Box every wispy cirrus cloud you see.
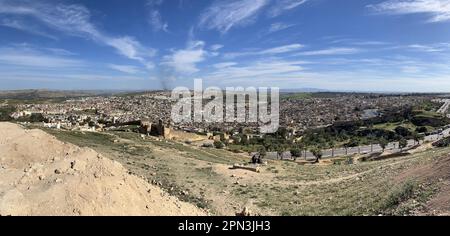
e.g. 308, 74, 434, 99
326, 37, 390, 46
213, 62, 237, 69
108, 64, 141, 74
224, 43, 304, 58
294, 47, 362, 56
210, 44, 224, 51
407, 43, 450, 52
368, 0, 450, 23
0, 0, 155, 67
44, 48, 77, 56
147, 0, 169, 32
148, 10, 169, 32
205, 59, 309, 85
0, 18, 58, 40
199, 0, 270, 34
268, 0, 308, 17
0, 46, 84, 68
267, 22, 295, 33
198, 0, 308, 34
262, 44, 305, 54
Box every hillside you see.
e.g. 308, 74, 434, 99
0, 122, 205, 216
33, 125, 450, 216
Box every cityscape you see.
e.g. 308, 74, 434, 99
1, 0, 450, 224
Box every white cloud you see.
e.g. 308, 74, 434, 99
0, 0, 155, 67
294, 47, 362, 56
148, 10, 169, 32
210, 44, 224, 51
147, 0, 168, 32
213, 62, 237, 69
268, 0, 308, 17
407, 43, 450, 52
0, 18, 57, 40
368, 0, 450, 23
0, 46, 83, 68
224, 43, 304, 58
199, 0, 270, 33
326, 37, 390, 46
261, 44, 304, 54
44, 48, 77, 56
105, 36, 155, 63
161, 40, 207, 74
207, 59, 307, 82
267, 22, 295, 33
108, 64, 141, 74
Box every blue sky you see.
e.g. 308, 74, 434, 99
0, 0, 449, 92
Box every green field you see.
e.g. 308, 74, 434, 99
281, 93, 313, 100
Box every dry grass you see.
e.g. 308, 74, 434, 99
41, 128, 450, 216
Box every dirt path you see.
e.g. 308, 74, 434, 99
292, 154, 428, 186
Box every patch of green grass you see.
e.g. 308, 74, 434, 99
44, 129, 115, 147
281, 93, 312, 100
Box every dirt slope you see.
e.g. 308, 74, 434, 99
398, 154, 450, 216
0, 122, 205, 216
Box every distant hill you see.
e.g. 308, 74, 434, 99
0, 89, 123, 100
280, 88, 328, 93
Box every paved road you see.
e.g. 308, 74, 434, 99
436, 99, 450, 114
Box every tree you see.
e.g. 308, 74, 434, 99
413, 132, 425, 145
0, 106, 16, 121
275, 145, 285, 160
415, 126, 428, 134
346, 139, 359, 154
379, 138, 389, 152
399, 138, 408, 151
290, 148, 302, 161
329, 140, 335, 157
310, 147, 323, 163
395, 126, 411, 138
296, 142, 305, 153
343, 143, 350, 155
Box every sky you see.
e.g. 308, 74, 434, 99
0, 0, 449, 92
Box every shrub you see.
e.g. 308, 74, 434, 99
213, 141, 224, 149
382, 181, 416, 211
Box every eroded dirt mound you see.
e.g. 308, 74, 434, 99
0, 122, 205, 216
